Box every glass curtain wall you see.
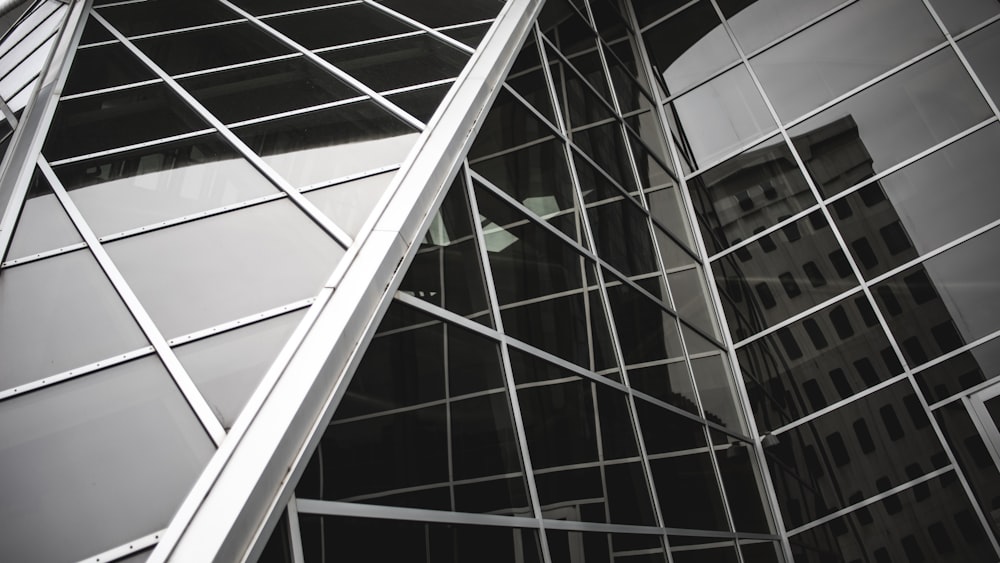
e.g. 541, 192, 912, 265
634, 0, 1000, 561
265, 1, 784, 562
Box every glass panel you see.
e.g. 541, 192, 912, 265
872, 227, 1000, 368
929, 0, 1000, 35
304, 169, 395, 238
670, 64, 776, 170
44, 84, 208, 162
375, 0, 502, 28
651, 451, 731, 530
832, 124, 1000, 279
175, 309, 307, 430
297, 303, 529, 514
106, 199, 344, 338
227, 0, 346, 16
692, 354, 745, 433
789, 48, 991, 198
671, 538, 740, 563
547, 48, 617, 132
712, 212, 855, 340
398, 176, 493, 325
751, 0, 943, 122
299, 515, 544, 562
7, 168, 83, 261
504, 36, 557, 124
468, 87, 557, 161
960, 21, 1000, 104
0, 356, 215, 563
588, 200, 658, 278
511, 350, 658, 526
442, 22, 491, 49
765, 380, 946, 528
571, 122, 639, 195
688, 135, 816, 256
935, 402, 1000, 539
738, 296, 903, 432
234, 99, 419, 188
178, 56, 359, 125
257, 512, 293, 563
715, 440, 774, 533
133, 22, 293, 75
0, 250, 148, 390
97, 0, 237, 36
547, 529, 668, 563
383, 82, 453, 123
718, 0, 844, 54
917, 335, 1000, 403
320, 34, 469, 93
739, 541, 784, 563
477, 185, 616, 373
62, 42, 156, 95
267, 3, 414, 50
538, 0, 597, 58
641, 0, 739, 97
56, 133, 277, 237
668, 268, 718, 337
606, 274, 685, 367
787, 473, 994, 563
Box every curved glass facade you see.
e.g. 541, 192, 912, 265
0, 0, 998, 562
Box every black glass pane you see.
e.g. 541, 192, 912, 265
384, 82, 453, 123
97, 0, 237, 36
548, 529, 667, 563
375, 0, 502, 28
133, 22, 293, 75
651, 452, 730, 530
321, 34, 469, 93
588, 199, 659, 278
917, 336, 1000, 403
961, 21, 1000, 107
935, 402, 1000, 541
62, 42, 156, 95
929, 0, 1000, 35
267, 3, 414, 50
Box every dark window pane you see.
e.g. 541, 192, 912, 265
267, 3, 414, 50
384, 82, 453, 123
375, 0, 502, 28
0, 250, 148, 390
751, 0, 943, 122
790, 48, 991, 198
917, 336, 1000, 402
134, 22, 293, 75
0, 357, 215, 563
107, 200, 344, 338
97, 0, 237, 36
962, 21, 1000, 103
62, 41, 156, 95
234, 99, 419, 187
321, 34, 470, 93
45, 84, 207, 161
929, 0, 1000, 34
651, 453, 730, 530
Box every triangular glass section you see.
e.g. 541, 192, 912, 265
296, 301, 532, 517
398, 173, 494, 327
6, 167, 83, 262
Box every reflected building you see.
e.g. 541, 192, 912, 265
0, 1, 999, 562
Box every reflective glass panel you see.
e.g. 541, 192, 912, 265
670, 64, 776, 170
935, 402, 1000, 541
738, 296, 903, 432
712, 212, 854, 340
98, 0, 237, 36
689, 135, 816, 256
56, 133, 277, 237
765, 381, 946, 528
0, 357, 214, 563
442, 22, 491, 49
62, 42, 156, 95
588, 200, 658, 278
0, 250, 148, 390
787, 474, 994, 563
320, 34, 469, 93
133, 22, 293, 75
375, 0, 502, 28
304, 169, 395, 238
960, 21, 1000, 104
929, 0, 1000, 35
718, 0, 844, 54
872, 227, 1000, 368
384, 82, 453, 123
267, 3, 414, 50
178, 56, 359, 125
299, 515, 544, 562
832, 124, 1000, 279
715, 440, 773, 533
691, 354, 745, 433
651, 452, 730, 530
6, 169, 82, 261
917, 335, 1000, 403
789, 48, 991, 198
751, 0, 943, 122
107, 200, 344, 338
572, 123, 640, 196
641, 0, 739, 97
44, 84, 207, 162
234, 99, 419, 187
175, 309, 307, 429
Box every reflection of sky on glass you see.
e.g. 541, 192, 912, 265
261, 132, 419, 188
923, 228, 1000, 342
725, 0, 843, 54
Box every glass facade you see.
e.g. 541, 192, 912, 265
0, 0, 998, 562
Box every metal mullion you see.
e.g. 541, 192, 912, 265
784, 465, 954, 537
40, 158, 227, 446
464, 163, 553, 563
0, 93, 17, 126
298, 497, 541, 530
920, 1, 1000, 124
92, 10, 356, 249
0, 0, 85, 265
540, 33, 619, 121
0, 344, 155, 402
224, 94, 369, 128
630, 387, 749, 445
953, 12, 1000, 41
636, 0, 698, 34
78, 528, 164, 563
297, 162, 402, 193
285, 497, 305, 563
59, 77, 163, 100
0, 240, 89, 267
330, 387, 504, 426
361, 0, 474, 55
167, 297, 315, 347
333, 470, 524, 505
170, 52, 302, 80
738, 0, 858, 60
379, 77, 455, 97
709, 201, 822, 263
216, 0, 424, 129
308, 29, 426, 56
256, 1, 362, 20
679, 128, 783, 181
123, 18, 243, 41
47, 128, 216, 167
623, 1, 794, 558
